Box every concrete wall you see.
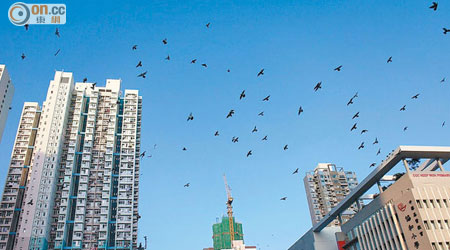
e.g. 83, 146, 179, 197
288, 226, 341, 250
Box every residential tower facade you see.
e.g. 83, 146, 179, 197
304, 163, 360, 226
0, 71, 142, 250
0, 65, 15, 143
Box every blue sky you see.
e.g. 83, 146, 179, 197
0, 0, 449, 249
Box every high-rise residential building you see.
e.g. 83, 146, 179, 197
304, 163, 360, 226
0, 71, 142, 250
0, 102, 40, 250
0, 64, 15, 143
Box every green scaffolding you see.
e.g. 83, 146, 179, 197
212, 216, 244, 250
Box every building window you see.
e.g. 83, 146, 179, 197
431, 243, 437, 250
436, 199, 442, 208
430, 200, 436, 208
423, 200, 429, 208
416, 200, 422, 208
431, 220, 437, 229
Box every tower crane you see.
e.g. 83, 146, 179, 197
223, 174, 235, 242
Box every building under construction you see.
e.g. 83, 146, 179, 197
212, 217, 244, 250
204, 176, 256, 250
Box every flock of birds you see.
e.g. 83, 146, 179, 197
9, 2, 449, 249
15, 0, 448, 217
132, 2, 447, 202
131, 2, 448, 203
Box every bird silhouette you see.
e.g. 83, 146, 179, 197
137, 71, 147, 78
140, 151, 146, 158
182, 147, 187, 151
403, 126, 408, 131
24, 24, 29, 31
165, 55, 170, 61
184, 183, 190, 187
334, 65, 342, 71
83, 78, 87, 83
257, 69, 264, 77
373, 137, 379, 144
187, 113, 194, 121
429, 2, 438, 11
226, 110, 235, 118
351, 123, 357, 131
227, 69, 231, 72
377, 148, 381, 155
247, 150, 252, 157
411, 93, 420, 99
387, 56, 393, 63
162, 38, 168, 44
201, 63, 207, 68
352, 112, 359, 119
262, 95, 270, 101
400, 105, 406, 111
280, 197, 287, 201
347, 98, 354, 106
91, 82, 96, 89
252, 126, 258, 133
441, 77, 446, 83
21, 53, 26, 60
262, 135, 268, 141
136, 61, 142, 67
444, 28, 449, 34
358, 142, 365, 150
292, 168, 299, 174
206, 22, 211, 28
27, 199, 33, 205
240, 90, 246, 100
132, 45, 137, 50
443, 121, 446, 127
258, 111, 264, 116
283, 145, 288, 150
370, 163, 376, 168
191, 59, 197, 64
298, 106, 304, 116
214, 131, 219, 136
55, 28, 60, 37
314, 82, 322, 91
232, 137, 239, 143
54, 49, 61, 56
361, 129, 368, 134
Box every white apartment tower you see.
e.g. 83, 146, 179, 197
0, 65, 15, 143
304, 163, 360, 226
0, 71, 142, 250
0, 102, 40, 249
